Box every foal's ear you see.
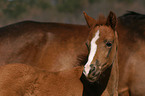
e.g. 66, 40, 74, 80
83, 11, 97, 28
106, 11, 117, 30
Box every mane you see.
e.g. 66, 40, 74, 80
120, 11, 145, 19
118, 11, 145, 41
96, 15, 107, 25
118, 11, 145, 24
89, 15, 107, 31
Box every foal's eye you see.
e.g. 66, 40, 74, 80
106, 42, 112, 48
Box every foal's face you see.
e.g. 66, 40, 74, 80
84, 12, 118, 82
84, 25, 117, 82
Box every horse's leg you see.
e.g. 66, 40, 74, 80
118, 63, 131, 96
101, 89, 109, 96
118, 88, 130, 96
101, 90, 118, 96
113, 91, 119, 96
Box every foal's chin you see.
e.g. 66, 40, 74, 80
86, 72, 101, 82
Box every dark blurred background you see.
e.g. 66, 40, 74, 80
0, 0, 145, 26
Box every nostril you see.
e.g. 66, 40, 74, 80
90, 64, 96, 71
90, 64, 93, 67
87, 70, 101, 82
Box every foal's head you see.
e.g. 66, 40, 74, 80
83, 11, 118, 82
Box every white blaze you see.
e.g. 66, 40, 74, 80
84, 30, 100, 76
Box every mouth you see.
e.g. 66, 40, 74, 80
83, 65, 101, 82
83, 62, 112, 82
87, 70, 101, 82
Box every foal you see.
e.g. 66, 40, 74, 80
0, 64, 84, 96
82, 11, 119, 96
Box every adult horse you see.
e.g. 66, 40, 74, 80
0, 12, 118, 96
117, 11, 145, 96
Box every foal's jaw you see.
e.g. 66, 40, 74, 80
83, 11, 117, 82
83, 30, 100, 79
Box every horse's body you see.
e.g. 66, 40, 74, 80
117, 12, 145, 96
0, 12, 118, 96
0, 64, 84, 96
0, 22, 88, 71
